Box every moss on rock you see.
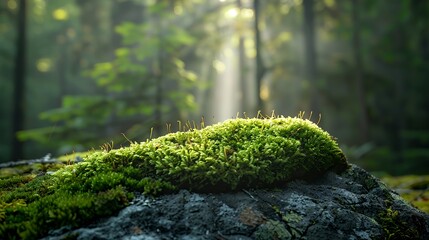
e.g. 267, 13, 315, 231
377, 206, 421, 239
0, 116, 348, 239
253, 220, 292, 240
57, 117, 347, 193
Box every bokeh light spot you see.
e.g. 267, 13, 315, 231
53, 8, 68, 21
37, 58, 52, 72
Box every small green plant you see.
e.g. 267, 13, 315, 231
0, 116, 348, 239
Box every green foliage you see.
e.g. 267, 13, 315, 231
18, 3, 200, 154
0, 116, 347, 239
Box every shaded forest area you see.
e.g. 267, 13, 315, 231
1, 0, 428, 175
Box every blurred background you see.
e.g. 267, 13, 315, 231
1, 0, 428, 175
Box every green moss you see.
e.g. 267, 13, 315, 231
253, 220, 292, 240
1, 186, 130, 239
56, 117, 347, 192
377, 207, 421, 240
0, 116, 348, 239
0, 174, 35, 191
271, 204, 303, 237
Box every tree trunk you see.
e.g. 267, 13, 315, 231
152, 6, 166, 137
254, 0, 265, 113
351, 0, 369, 143
303, 0, 319, 114
155, 24, 164, 137
238, 0, 248, 112
11, 0, 27, 161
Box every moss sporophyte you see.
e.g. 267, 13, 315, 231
0, 116, 348, 239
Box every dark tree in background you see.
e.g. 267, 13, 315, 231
303, 0, 319, 114
154, 12, 165, 137
237, 0, 248, 112
253, 0, 264, 113
11, 0, 27, 161
351, 0, 369, 143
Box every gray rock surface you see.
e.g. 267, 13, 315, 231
43, 165, 429, 239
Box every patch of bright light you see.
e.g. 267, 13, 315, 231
147, 0, 156, 6
7, 0, 17, 10
53, 8, 68, 21
260, 84, 270, 101
242, 8, 254, 18
278, 31, 292, 42
213, 60, 226, 73
174, 5, 183, 15
33, 0, 46, 17
37, 58, 52, 72
223, 48, 234, 58
225, 8, 239, 18
294, 0, 303, 5
280, 5, 290, 14
324, 0, 335, 7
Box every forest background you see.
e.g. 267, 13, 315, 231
1, 0, 428, 176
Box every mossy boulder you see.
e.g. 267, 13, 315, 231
1, 116, 348, 239
45, 165, 429, 240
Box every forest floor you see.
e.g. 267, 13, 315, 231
381, 174, 429, 214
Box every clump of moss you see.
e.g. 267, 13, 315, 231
0, 116, 348, 239
58, 117, 347, 192
1, 185, 130, 239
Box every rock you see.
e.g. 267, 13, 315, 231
43, 164, 429, 240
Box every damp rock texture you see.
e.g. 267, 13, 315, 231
44, 164, 429, 240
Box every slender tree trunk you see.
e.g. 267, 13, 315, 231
11, 0, 27, 161
254, 0, 264, 113
238, 0, 248, 112
351, 0, 369, 143
154, 12, 164, 137
154, 41, 163, 137
303, 0, 319, 114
